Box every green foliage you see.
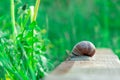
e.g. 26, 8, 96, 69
0, 0, 52, 80
0, 22, 50, 80
0, 0, 120, 79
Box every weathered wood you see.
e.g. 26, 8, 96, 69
44, 48, 120, 80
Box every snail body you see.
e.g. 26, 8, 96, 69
72, 41, 96, 57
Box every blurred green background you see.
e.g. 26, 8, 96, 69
0, 0, 120, 73
39, 0, 120, 60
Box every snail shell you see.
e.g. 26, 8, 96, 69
72, 41, 96, 57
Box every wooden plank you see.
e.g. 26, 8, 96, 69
44, 48, 120, 80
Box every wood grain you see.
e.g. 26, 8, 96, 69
44, 48, 120, 80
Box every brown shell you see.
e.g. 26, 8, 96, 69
72, 41, 96, 57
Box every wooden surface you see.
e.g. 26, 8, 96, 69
44, 48, 120, 80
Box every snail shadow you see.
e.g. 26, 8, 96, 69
69, 56, 92, 61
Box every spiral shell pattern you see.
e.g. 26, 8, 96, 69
72, 41, 96, 57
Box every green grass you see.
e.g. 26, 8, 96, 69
0, 0, 120, 80
0, 0, 51, 79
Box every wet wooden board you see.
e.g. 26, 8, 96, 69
44, 48, 120, 80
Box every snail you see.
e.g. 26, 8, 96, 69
66, 41, 96, 60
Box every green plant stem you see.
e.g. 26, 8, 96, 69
31, 0, 40, 61
10, 0, 17, 39
33, 0, 40, 21
30, 0, 41, 78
